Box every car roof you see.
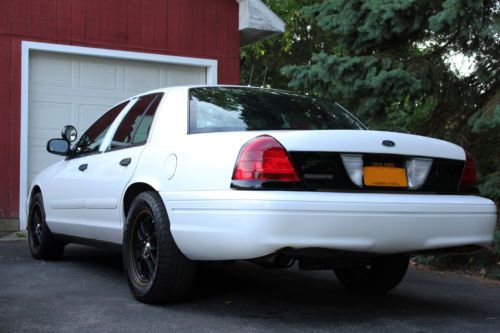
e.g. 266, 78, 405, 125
132, 84, 299, 97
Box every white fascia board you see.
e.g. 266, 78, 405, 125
236, 0, 286, 45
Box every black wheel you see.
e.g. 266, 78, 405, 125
123, 191, 195, 303
334, 255, 409, 293
27, 192, 65, 260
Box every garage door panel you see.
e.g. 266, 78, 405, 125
79, 60, 119, 91
166, 65, 206, 86
29, 101, 72, 130
29, 130, 61, 148
124, 64, 162, 94
31, 53, 72, 88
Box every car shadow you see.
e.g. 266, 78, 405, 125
60, 244, 488, 326
60, 244, 124, 280
188, 262, 487, 325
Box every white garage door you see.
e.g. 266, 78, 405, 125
28, 51, 206, 185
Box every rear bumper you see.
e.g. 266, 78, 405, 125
160, 190, 497, 260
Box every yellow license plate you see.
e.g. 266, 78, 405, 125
363, 166, 408, 187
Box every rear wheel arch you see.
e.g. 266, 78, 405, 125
123, 182, 158, 218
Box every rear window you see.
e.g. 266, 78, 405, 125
189, 87, 365, 133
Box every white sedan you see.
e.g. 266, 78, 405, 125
27, 85, 497, 303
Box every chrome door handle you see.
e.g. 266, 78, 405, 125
78, 164, 88, 172
119, 158, 132, 166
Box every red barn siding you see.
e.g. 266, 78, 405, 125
0, 35, 11, 218
0, 0, 240, 219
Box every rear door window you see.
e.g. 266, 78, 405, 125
108, 93, 163, 150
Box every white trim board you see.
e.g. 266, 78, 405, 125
19, 41, 218, 229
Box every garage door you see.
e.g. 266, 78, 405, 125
28, 51, 206, 186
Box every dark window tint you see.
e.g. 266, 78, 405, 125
189, 87, 365, 133
73, 101, 129, 157
109, 93, 162, 150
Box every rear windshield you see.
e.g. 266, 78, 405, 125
188, 87, 365, 133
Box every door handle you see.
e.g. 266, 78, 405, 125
78, 163, 88, 172
119, 158, 132, 166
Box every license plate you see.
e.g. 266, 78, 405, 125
363, 165, 407, 187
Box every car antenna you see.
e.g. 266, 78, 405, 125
248, 65, 254, 87
262, 66, 268, 88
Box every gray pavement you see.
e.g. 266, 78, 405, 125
0, 239, 499, 333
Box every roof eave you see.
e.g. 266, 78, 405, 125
236, 0, 286, 46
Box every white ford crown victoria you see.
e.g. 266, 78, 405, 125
27, 86, 496, 303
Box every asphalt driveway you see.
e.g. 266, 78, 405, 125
1, 239, 499, 333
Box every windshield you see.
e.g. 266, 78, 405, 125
189, 87, 365, 133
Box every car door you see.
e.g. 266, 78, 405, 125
43, 101, 131, 236
82, 93, 163, 244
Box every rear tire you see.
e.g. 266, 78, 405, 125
123, 191, 195, 303
27, 192, 65, 260
334, 255, 409, 293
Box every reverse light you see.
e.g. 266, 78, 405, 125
405, 158, 433, 189
459, 151, 477, 192
341, 154, 363, 187
232, 135, 299, 182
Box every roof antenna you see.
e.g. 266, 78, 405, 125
248, 65, 254, 86
262, 66, 268, 88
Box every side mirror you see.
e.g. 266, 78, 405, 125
47, 139, 70, 156
61, 125, 77, 142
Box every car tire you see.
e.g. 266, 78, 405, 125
27, 192, 65, 260
123, 191, 195, 303
334, 255, 409, 293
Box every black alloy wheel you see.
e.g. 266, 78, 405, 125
123, 191, 195, 303
130, 210, 158, 286
29, 202, 43, 250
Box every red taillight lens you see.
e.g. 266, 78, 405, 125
232, 135, 299, 182
459, 151, 477, 192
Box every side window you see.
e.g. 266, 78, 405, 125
72, 101, 129, 157
108, 93, 162, 150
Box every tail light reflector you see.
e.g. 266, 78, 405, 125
406, 158, 433, 189
459, 151, 477, 192
232, 135, 299, 182
340, 154, 363, 187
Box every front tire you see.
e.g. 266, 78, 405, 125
123, 191, 195, 303
27, 192, 65, 260
334, 255, 409, 293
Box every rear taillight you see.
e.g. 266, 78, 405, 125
232, 135, 299, 182
459, 151, 477, 192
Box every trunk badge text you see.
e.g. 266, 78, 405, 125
382, 140, 396, 147
304, 174, 334, 180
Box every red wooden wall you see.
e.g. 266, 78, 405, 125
0, 0, 240, 219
